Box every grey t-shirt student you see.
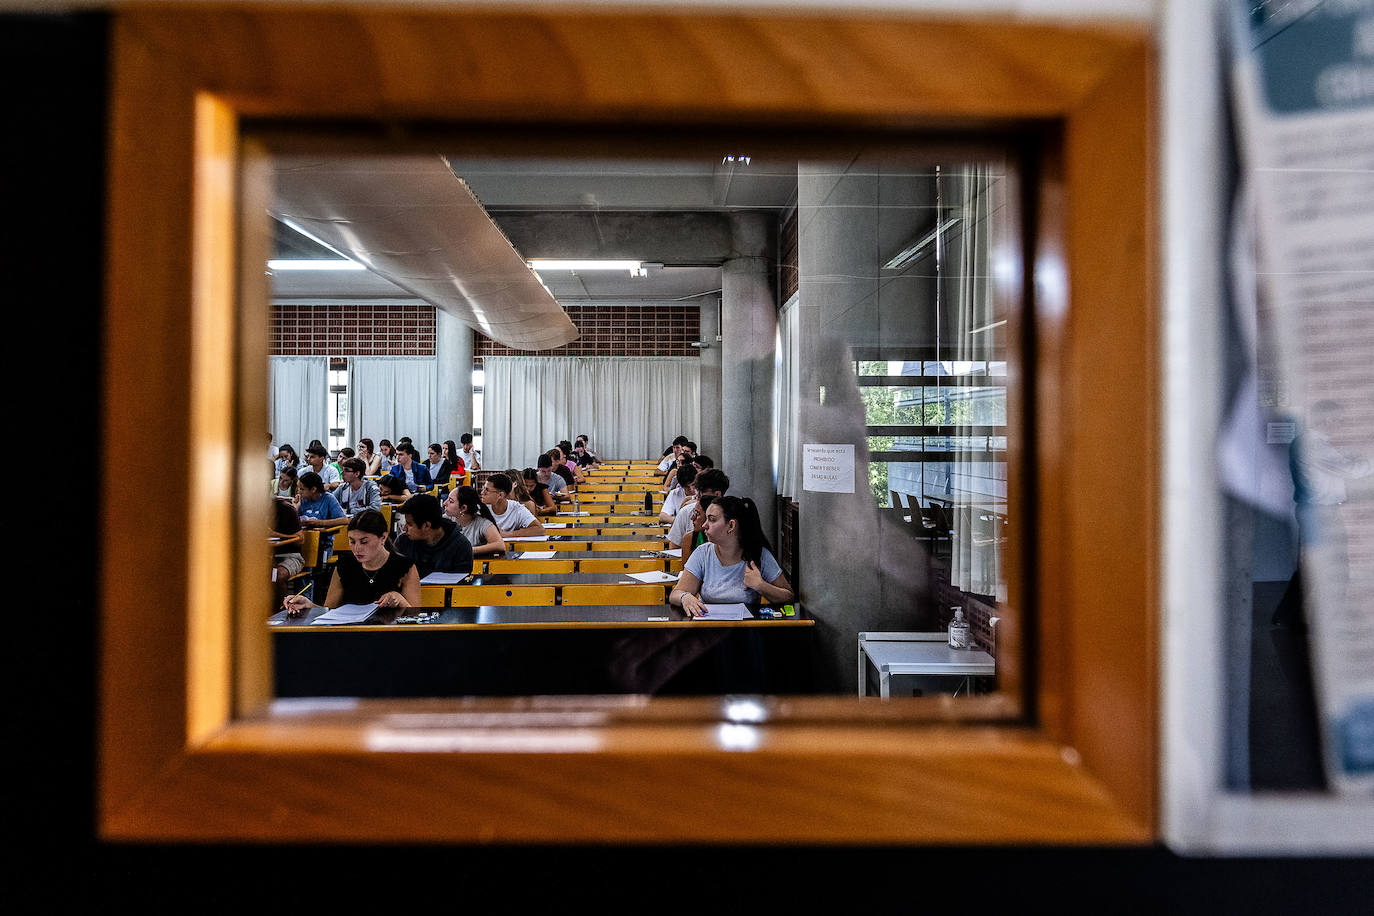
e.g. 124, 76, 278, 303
682, 543, 782, 604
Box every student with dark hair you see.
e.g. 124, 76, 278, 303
426, 442, 454, 486
377, 439, 397, 472
659, 463, 696, 523
669, 468, 730, 561
444, 485, 506, 557
272, 464, 299, 499
296, 471, 347, 529
283, 509, 420, 614
535, 453, 568, 502
442, 439, 467, 481
522, 467, 557, 516
479, 473, 545, 537
458, 432, 481, 471
275, 444, 299, 474
271, 497, 304, 610
387, 443, 433, 494
547, 447, 577, 489
692, 454, 714, 470
572, 437, 599, 468
670, 495, 792, 617
657, 437, 688, 476
357, 438, 384, 476
337, 457, 382, 515
377, 475, 409, 505
300, 442, 342, 491
394, 493, 473, 578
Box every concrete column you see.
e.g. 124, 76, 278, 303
720, 211, 777, 544
795, 162, 935, 692
436, 309, 474, 441
697, 294, 722, 462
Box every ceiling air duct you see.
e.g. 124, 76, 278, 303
271, 156, 578, 351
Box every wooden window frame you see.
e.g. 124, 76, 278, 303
102, 8, 1154, 842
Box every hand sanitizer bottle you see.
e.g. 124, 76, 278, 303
948, 607, 970, 649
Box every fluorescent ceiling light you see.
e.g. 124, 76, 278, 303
528, 259, 646, 277
267, 259, 366, 271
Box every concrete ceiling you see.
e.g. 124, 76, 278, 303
269, 156, 795, 306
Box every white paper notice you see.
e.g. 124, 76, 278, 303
420, 571, 468, 585
803, 444, 855, 493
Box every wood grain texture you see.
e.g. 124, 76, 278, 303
102, 6, 1155, 843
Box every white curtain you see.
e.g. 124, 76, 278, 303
269, 356, 328, 456
948, 165, 1002, 597
773, 293, 802, 498
483, 356, 700, 468
347, 357, 439, 448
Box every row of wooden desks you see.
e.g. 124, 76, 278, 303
270, 602, 814, 697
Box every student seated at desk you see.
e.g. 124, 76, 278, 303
504, 467, 541, 518
656, 436, 689, 476
480, 473, 545, 537
377, 475, 409, 506
522, 467, 558, 516
659, 463, 696, 523
299, 442, 342, 491
444, 485, 507, 557
387, 444, 432, 494
336, 457, 382, 515
282, 509, 420, 615
669, 495, 792, 618
394, 493, 473, 577
573, 434, 599, 467
669, 469, 730, 563
535, 453, 568, 503
271, 498, 304, 608
296, 471, 348, 529
271, 464, 299, 500
357, 437, 385, 476
458, 432, 481, 471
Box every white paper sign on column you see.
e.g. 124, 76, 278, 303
803, 444, 855, 493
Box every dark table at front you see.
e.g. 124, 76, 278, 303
270, 603, 814, 697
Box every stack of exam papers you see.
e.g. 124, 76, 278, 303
310, 603, 380, 625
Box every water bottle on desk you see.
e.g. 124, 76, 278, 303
948, 607, 970, 649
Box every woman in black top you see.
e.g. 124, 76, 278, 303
522, 467, 557, 516
282, 509, 420, 614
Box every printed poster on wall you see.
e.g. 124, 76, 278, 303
803, 444, 854, 493
1230, 0, 1374, 794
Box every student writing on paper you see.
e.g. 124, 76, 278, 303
393, 493, 473, 578
296, 471, 348, 529
669, 495, 792, 618
282, 509, 420, 616
522, 467, 558, 516
446, 485, 507, 557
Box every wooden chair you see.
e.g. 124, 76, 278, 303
448, 585, 556, 606
484, 558, 575, 574
419, 586, 449, 608
578, 557, 666, 573
561, 583, 667, 606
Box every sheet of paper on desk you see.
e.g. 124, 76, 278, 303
557, 511, 590, 516
627, 570, 679, 583
658, 548, 682, 557
310, 603, 379, 625
517, 550, 557, 559
698, 603, 750, 620
541, 523, 568, 528
420, 571, 468, 585
504, 536, 550, 542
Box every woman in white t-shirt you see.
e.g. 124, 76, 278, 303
669, 495, 793, 618
445, 485, 506, 557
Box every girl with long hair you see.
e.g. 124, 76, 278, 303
444, 485, 506, 557
282, 509, 420, 614
669, 495, 793, 617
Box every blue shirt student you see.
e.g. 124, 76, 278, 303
299, 491, 345, 522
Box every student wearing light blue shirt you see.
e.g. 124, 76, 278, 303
670, 495, 792, 617
296, 471, 347, 529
